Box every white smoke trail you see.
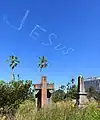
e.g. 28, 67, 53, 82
42, 33, 57, 45
3, 10, 30, 31
29, 24, 46, 40
18, 10, 30, 30
62, 48, 74, 55
54, 43, 66, 50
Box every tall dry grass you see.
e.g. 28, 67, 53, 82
0, 100, 100, 120
15, 100, 36, 120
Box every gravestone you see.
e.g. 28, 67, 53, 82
33, 76, 54, 109
76, 75, 88, 107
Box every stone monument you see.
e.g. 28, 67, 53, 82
76, 75, 88, 107
33, 76, 54, 109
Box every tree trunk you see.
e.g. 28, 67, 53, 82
11, 70, 14, 81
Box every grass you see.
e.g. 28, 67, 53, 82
0, 100, 100, 120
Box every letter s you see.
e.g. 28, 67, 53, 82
42, 33, 57, 45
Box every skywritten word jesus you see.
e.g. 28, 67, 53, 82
3, 10, 74, 55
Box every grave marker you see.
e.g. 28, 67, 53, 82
33, 76, 54, 109
76, 75, 88, 107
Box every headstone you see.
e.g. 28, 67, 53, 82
33, 76, 54, 109
76, 75, 88, 107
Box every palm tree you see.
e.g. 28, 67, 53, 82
66, 82, 70, 93
71, 78, 76, 89
7, 55, 20, 81
38, 56, 48, 72
71, 78, 75, 84
17, 74, 20, 80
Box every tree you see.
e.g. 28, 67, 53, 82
86, 86, 100, 102
38, 56, 48, 72
0, 80, 5, 85
52, 89, 66, 103
61, 78, 77, 100
7, 55, 20, 81
87, 86, 97, 99
96, 92, 100, 101
0, 80, 35, 118
71, 78, 75, 85
59, 85, 66, 91
66, 82, 71, 93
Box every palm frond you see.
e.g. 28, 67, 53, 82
12, 60, 14, 64
15, 56, 18, 60
40, 66, 43, 72
38, 64, 41, 67
12, 66, 14, 70
44, 59, 48, 62
45, 64, 48, 67
10, 55, 14, 60
42, 56, 45, 60
39, 57, 42, 60
9, 63, 12, 67
7, 56, 20, 70
38, 56, 48, 71
14, 63, 17, 67
16, 60, 20, 63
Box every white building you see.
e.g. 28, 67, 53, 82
84, 77, 100, 92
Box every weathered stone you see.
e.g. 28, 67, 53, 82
76, 75, 89, 107
33, 76, 54, 109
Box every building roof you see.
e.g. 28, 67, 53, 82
84, 77, 100, 81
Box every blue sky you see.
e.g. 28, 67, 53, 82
0, 0, 100, 88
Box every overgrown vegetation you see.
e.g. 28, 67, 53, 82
14, 100, 100, 120
52, 78, 77, 102
0, 55, 100, 120
0, 80, 35, 119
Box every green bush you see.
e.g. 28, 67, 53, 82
0, 80, 35, 119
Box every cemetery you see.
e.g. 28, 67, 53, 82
0, 68, 100, 120
0, 56, 100, 120
1, 0, 100, 119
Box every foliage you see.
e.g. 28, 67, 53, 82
65, 84, 77, 100
58, 78, 77, 100
38, 56, 48, 72
7, 56, 20, 81
0, 80, 5, 85
0, 80, 35, 119
1, 101, 100, 120
7, 56, 20, 70
0, 101, 100, 120
86, 86, 100, 101
52, 89, 66, 103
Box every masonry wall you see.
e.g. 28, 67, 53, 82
84, 79, 100, 92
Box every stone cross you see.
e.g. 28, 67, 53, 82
33, 76, 54, 109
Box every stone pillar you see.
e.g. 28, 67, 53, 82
49, 90, 53, 104
76, 75, 88, 107
41, 76, 47, 108
34, 90, 39, 108
35, 98, 37, 108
